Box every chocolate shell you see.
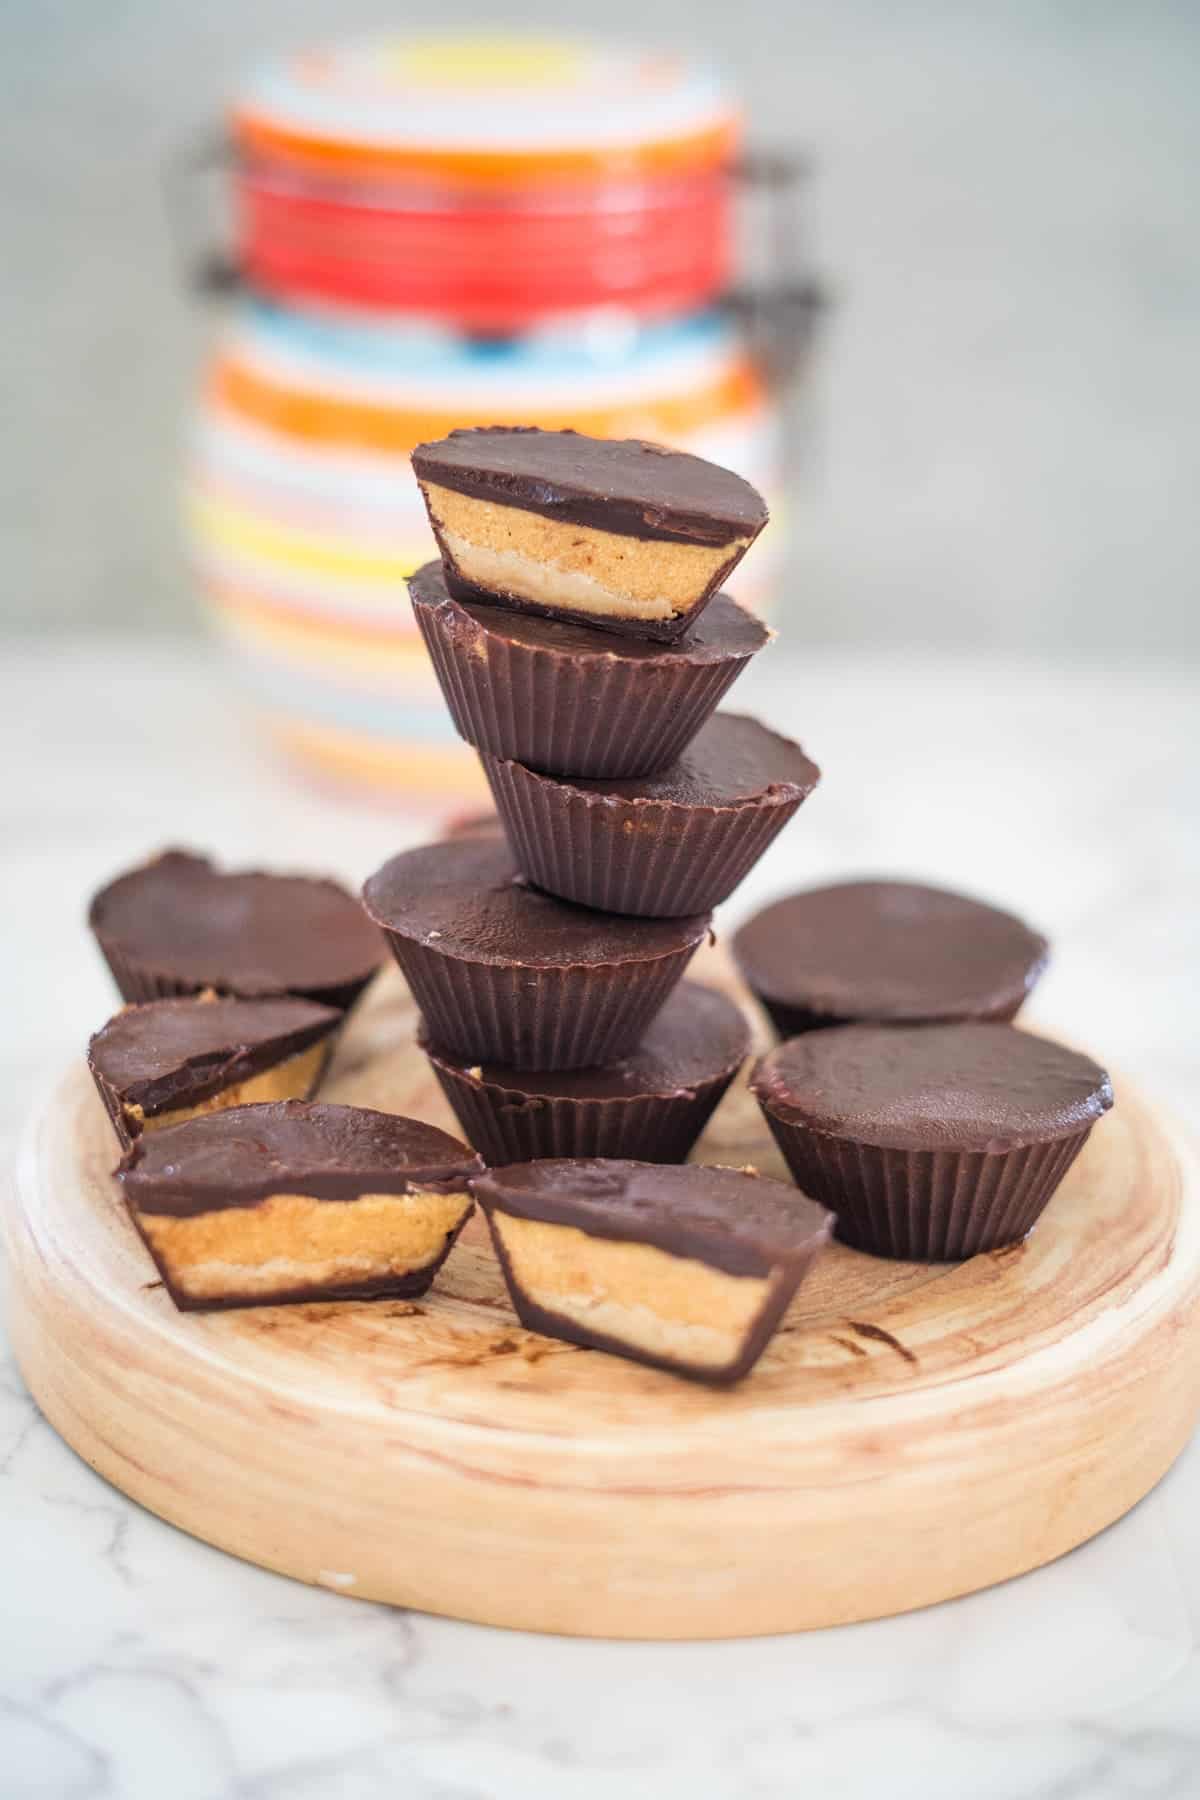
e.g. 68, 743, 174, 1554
117, 1100, 483, 1311
752, 1023, 1113, 1260
412, 427, 768, 643
410, 561, 769, 779
473, 1157, 833, 1383
363, 838, 709, 1070
89, 849, 385, 1011
421, 981, 749, 1165
87, 991, 343, 1148
483, 713, 820, 917
732, 879, 1050, 1037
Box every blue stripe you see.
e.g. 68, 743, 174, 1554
242, 299, 733, 379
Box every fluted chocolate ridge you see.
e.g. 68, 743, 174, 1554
410, 562, 768, 779
760, 1114, 1093, 1259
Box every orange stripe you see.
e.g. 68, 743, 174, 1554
210, 357, 763, 454
266, 716, 488, 799
232, 113, 737, 187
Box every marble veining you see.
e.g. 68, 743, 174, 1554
2, 642, 1198, 1799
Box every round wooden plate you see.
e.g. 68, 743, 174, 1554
7, 957, 1200, 1639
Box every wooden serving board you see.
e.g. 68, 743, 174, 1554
7, 952, 1200, 1640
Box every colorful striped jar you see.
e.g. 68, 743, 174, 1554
185, 36, 812, 803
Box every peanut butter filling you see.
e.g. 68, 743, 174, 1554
138, 1187, 471, 1302
422, 482, 745, 623
491, 1212, 776, 1370
126, 1041, 330, 1138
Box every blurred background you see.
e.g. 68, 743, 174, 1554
5, 0, 1199, 652
3, 3, 1198, 1116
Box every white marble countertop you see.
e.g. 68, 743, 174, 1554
3, 640, 1199, 1800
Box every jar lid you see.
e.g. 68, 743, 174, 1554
233, 34, 739, 185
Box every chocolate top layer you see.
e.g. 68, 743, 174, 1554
523, 713, 819, 809
363, 839, 710, 967
409, 561, 770, 664
473, 1158, 833, 1277
412, 427, 768, 546
733, 880, 1049, 1022
88, 993, 342, 1114
118, 1100, 483, 1214
90, 850, 384, 1000
752, 1023, 1113, 1153
424, 982, 749, 1101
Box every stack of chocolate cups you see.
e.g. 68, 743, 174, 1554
363, 427, 821, 1167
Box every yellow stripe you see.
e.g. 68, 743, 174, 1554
190, 491, 429, 585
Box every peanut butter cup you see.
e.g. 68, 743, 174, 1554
732, 879, 1049, 1038
410, 560, 769, 779
412, 427, 768, 642
483, 713, 820, 917
364, 838, 709, 1070
117, 1100, 483, 1310
752, 1022, 1113, 1260
422, 981, 749, 1166
90, 849, 385, 1011
88, 991, 342, 1148
473, 1158, 833, 1383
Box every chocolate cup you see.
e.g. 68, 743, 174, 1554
88, 1016, 339, 1152
412, 427, 768, 647
473, 1155, 833, 1384
89, 851, 384, 1014
484, 1226, 826, 1385
381, 929, 703, 1071
364, 836, 711, 1070
481, 734, 817, 918
89, 1041, 335, 1154
93, 940, 374, 1015
422, 1047, 741, 1167
732, 880, 1050, 1040
756, 1102, 1096, 1261
410, 562, 768, 779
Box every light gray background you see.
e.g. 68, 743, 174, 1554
4, 0, 1198, 650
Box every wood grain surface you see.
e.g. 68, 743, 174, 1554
7, 951, 1200, 1639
